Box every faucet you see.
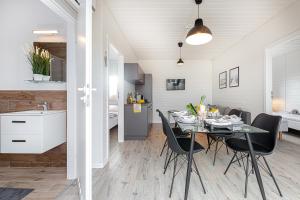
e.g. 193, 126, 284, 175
38, 101, 48, 111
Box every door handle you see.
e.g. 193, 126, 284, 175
78, 84, 96, 106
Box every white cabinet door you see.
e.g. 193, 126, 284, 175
1, 116, 42, 135
1, 134, 42, 153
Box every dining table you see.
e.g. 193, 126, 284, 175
168, 110, 269, 200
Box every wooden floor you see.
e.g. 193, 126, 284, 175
92, 124, 300, 200
6, 125, 298, 200
0, 167, 73, 200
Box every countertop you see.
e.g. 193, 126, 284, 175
125, 103, 152, 107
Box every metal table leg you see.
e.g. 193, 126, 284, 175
245, 133, 266, 200
184, 132, 195, 200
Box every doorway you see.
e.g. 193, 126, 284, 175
265, 30, 300, 113
106, 43, 125, 159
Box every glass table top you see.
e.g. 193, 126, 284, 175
171, 113, 268, 134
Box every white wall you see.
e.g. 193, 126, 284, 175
0, 0, 67, 90
212, 1, 300, 118
92, 0, 137, 168
139, 60, 212, 123
272, 49, 300, 112
103, 3, 137, 63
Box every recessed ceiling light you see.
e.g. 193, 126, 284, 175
33, 30, 58, 35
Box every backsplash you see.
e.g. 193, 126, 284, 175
0, 90, 67, 167
0, 90, 66, 113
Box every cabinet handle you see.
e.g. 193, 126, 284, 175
12, 140, 26, 143
11, 121, 26, 123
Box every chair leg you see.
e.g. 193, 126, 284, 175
262, 157, 283, 197
206, 135, 211, 154
160, 138, 167, 157
225, 143, 229, 155
164, 151, 173, 174
224, 151, 237, 175
244, 154, 250, 198
164, 147, 170, 170
213, 139, 219, 165
192, 157, 206, 194
169, 154, 178, 198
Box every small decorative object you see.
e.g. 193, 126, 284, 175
219, 71, 227, 89
199, 95, 206, 113
27, 46, 52, 81
291, 109, 299, 115
229, 67, 239, 87
186, 103, 198, 116
166, 79, 185, 90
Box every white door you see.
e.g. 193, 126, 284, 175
117, 55, 125, 143
77, 0, 93, 199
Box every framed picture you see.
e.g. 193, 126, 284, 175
219, 71, 227, 89
166, 79, 185, 90
229, 67, 239, 87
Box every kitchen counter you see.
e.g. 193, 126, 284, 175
124, 103, 153, 140
125, 103, 152, 106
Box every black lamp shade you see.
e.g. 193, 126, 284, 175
177, 58, 184, 66
186, 18, 212, 45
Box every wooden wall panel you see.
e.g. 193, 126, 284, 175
0, 90, 67, 167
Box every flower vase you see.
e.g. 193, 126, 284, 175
43, 75, 51, 81
33, 74, 43, 81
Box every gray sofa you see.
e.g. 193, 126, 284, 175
209, 105, 252, 125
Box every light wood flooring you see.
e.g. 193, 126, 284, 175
8, 125, 298, 200
92, 124, 300, 200
0, 167, 74, 200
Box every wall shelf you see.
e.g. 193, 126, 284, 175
25, 80, 66, 84
24, 80, 67, 90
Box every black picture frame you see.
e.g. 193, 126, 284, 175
219, 71, 227, 89
166, 79, 185, 90
229, 67, 239, 87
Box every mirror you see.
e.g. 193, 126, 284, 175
33, 42, 67, 82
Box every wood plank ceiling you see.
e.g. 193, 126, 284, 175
106, 0, 296, 60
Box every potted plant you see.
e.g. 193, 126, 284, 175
27, 46, 51, 81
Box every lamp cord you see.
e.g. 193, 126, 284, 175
180, 47, 182, 58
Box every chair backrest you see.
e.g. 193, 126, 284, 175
251, 113, 282, 153
228, 109, 242, 117
156, 109, 167, 136
159, 111, 186, 154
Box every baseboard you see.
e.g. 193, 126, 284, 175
92, 157, 108, 168
92, 163, 104, 168
77, 178, 83, 200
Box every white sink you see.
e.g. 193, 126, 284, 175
0, 110, 66, 154
0, 110, 66, 116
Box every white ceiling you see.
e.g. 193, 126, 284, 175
106, 0, 296, 60
270, 34, 300, 56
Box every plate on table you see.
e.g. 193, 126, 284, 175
177, 116, 197, 124
205, 118, 232, 127
173, 111, 188, 117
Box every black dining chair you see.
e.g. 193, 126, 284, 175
224, 113, 282, 198
159, 112, 206, 198
206, 109, 243, 165
156, 109, 189, 169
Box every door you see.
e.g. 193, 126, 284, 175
76, 0, 93, 199
117, 55, 125, 142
